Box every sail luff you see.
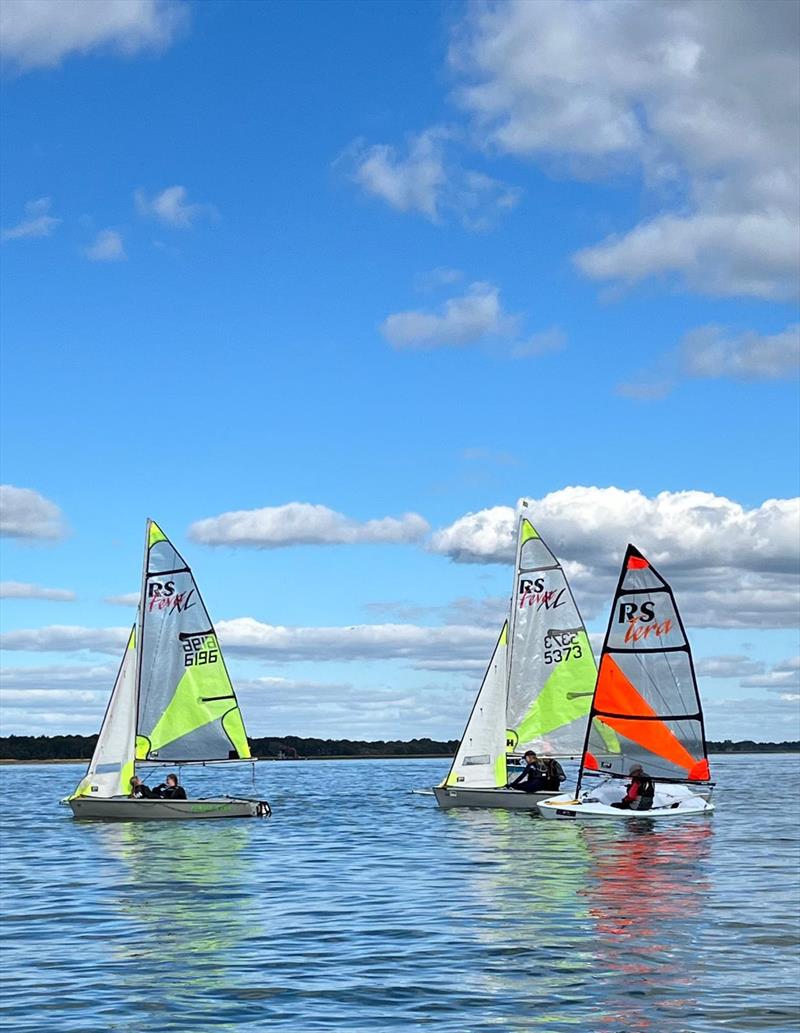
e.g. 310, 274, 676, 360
132, 517, 152, 775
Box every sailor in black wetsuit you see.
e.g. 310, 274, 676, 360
508, 751, 545, 792
152, 773, 188, 799
129, 776, 155, 798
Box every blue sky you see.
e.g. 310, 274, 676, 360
1, 0, 798, 743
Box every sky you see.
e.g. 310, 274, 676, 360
0, 0, 798, 744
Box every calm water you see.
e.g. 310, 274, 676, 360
1, 755, 799, 1033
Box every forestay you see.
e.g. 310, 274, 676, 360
506, 517, 597, 756
580, 545, 711, 787
70, 626, 137, 799
137, 521, 251, 763
444, 623, 508, 788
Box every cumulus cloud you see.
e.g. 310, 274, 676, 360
345, 127, 520, 229
451, 0, 800, 299
429, 488, 800, 629
0, 0, 187, 72
0, 582, 75, 602
741, 656, 800, 692
619, 323, 800, 398
381, 282, 517, 349
0, 663, 116, 689
188, 503, 429, 549
84, 228, 126, 262
0, 485, 67, 540
694, 656, 766, 680
1, 198, 60, 241
0, 619, 495, 666
134, 185, 216, 228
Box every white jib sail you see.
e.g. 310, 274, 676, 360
70, 626, 137, 799
444, 623, 509, 788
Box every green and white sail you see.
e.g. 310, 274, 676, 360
505, 513, 596, 757
137, 520, 250, 763
70, 626, 137, 799
443, 623, 509, 788
70, 519, 252, 800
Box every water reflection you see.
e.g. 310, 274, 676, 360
581, 820, 713, 1031
97, 821, 260, 1031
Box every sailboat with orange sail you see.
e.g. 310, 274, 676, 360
538, 544, 714, 820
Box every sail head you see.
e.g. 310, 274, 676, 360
506, 516, 597, 756
136, 520, 251, 763
582, 545, 711, 783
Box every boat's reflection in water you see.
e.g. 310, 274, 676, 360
97, 820, 261, 1030
447, 809, 713, 1032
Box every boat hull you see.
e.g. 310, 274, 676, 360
433, 786, 558, 810
537, 791, 714, 821
68, 796, 271, 821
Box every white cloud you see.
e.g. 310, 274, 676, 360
0, 625, 129, 654
0, 663, 116, 689
0, 0, 187, 72
188, 503, 429, 549
134, 185, 215, 228
429, 488, 800, 629
619, 322, 800, 398
103, 592, 139, 606
1, 198, 60, 241
742, 656, 800, 692
694, 655, 765, 679
451, 0, 800, 299
84, 228, 126, 262
0, 619, 495, 666
0, 581, 75, 602
681, 324, 800, 381
415, 267, 464, 292
346, 127, 520, 229
0, 485, 67, 540
381, 281, 518, 349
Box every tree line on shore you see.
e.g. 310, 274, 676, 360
0, 733, 797, 761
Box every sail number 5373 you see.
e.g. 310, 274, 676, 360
543, 629, 582, 665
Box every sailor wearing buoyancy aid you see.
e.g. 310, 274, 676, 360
611, 765, 655, 810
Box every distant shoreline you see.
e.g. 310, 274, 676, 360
2, 749, 799, 765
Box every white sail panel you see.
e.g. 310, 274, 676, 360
70, 626, 137, 799
505, 516, 596, 757
444, 624, 509, 788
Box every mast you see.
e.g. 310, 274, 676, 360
503, 503, 527, 751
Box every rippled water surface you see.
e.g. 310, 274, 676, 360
1, 755, 799, 1032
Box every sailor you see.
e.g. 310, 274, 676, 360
611, 765, 655, 810
129, 776, 154, 799
540, 758, 566, 792
152, 773, 188, 800
508, 750, 545, 792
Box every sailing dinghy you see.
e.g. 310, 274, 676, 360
434, 510, 597, 810
66, 520, 270, 820
538, 545, 714, 821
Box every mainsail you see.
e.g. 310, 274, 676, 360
505, 516, 597, 756
136, 520, 251, 763
70, 519, 252, 799
70, 626, 137, 799
579, 544, 711, 787
444, 623, 509, 788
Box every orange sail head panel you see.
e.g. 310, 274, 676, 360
594, 654, 699, 775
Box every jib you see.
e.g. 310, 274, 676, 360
618, 601, 655, 623
519, 577, 545, 594
148, 581, 175, 598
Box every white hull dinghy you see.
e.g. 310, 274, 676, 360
65, 519, 271, 821
434, 507, 596, 810
537, 545, 714, 822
